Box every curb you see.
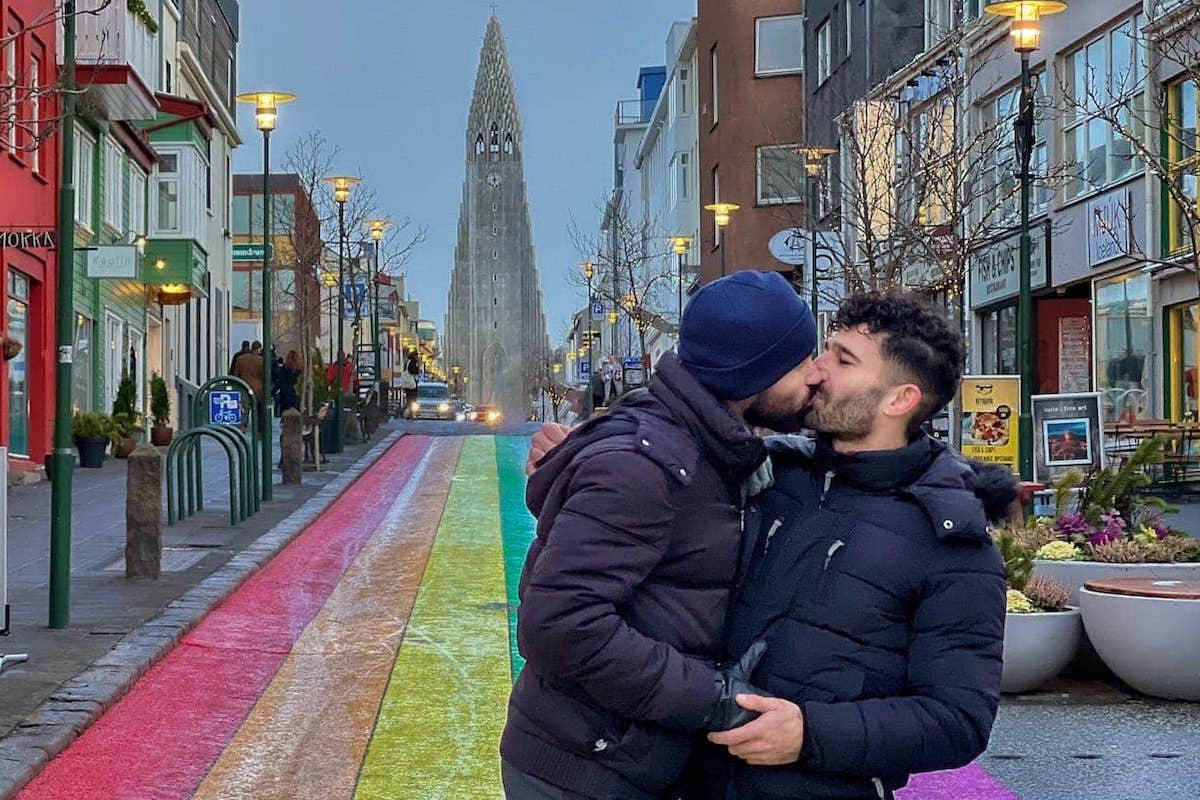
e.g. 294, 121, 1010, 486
0, 430, 405, 799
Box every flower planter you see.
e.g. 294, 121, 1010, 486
151, 425, 174, 447
1000, 607, 1082, 694
74, 436, 108, 469
114, 437, 137, 459
1033, 560, 1200, 605
1080, 579, 1200, 701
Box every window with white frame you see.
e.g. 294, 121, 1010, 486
4, 33, 15, 154
817, 19, 832, 84
757, 145, 806, 205
155, 152, 180, 233
925, 0, 954, 47
130, 167, 147, 235
29, 55, 40, 173
670, 151, 690, 207
103, 138, 124, 230
1062, 15, 1144, 200
756, 15, 803, 76
677, 67, 690, 115
711, 47, 719, 124
980, 73, 1049, 224
75, 127, 95, 228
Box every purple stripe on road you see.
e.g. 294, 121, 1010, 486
898, 765, 1021, 800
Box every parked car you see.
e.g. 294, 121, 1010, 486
470, 403, 502, 426
410, 382, 456, 420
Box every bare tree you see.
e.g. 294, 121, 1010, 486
568, 192, 677, 364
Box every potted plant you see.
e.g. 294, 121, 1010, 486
111, 373, 142, 458
1031, 438, 1200, 602
149, 372, 173, 446
72, 412, 114, 468
993, 528, 1082, 694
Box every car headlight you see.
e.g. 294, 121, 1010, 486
410, 402, 420, 412
455, 413, 466, 422
438, 402, 451, 413
487, 410, 501, 423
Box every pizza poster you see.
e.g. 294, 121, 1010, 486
1032, 392, 1104, 484
960, 376, 1020, 473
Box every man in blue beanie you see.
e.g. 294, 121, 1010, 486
501, 271, 818, 799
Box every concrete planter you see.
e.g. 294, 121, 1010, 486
1033, 560, 1200, 605
1081, 587, 1200, 700
1001, 607, 1082, 694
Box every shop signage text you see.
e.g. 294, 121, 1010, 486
0, 229, 56, 249
85, 245, 138, 279
1087, 189, 1131, 267
233, 243, 274, 263
969, 226, 1048, 309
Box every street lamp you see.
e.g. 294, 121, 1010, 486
668, 236, 693, 325
323, 175, 362, 454
795, 146, 837, 320
985, 0, 1067, 480
705, 203, 740, 277
322, 270, 337, 362
580, 261, 596, 403
236, 90, 296, 503
364, 219, 391, 410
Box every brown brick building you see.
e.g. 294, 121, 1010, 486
697, 0, 807, 286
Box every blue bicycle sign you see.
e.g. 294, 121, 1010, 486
209, 391, 243, 425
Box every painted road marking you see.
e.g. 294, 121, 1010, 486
191, 437, 461, 799
495, 435, 537, 680
354, 436, 511, 800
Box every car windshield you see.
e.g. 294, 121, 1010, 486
418, 383, 450, 400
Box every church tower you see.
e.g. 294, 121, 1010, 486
446, 16, 548, 415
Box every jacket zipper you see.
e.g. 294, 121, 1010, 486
763, 518, 784, 553
819, 470, 835, 507
823, 540, 844, 571
872, 777, 887, 799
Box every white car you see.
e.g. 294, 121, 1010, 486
410, 382, 456, 420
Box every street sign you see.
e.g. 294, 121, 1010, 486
233, 243, 274, 263
580, 359, 591, 377
86, 245, 138, 279
209, 391, 243, 425
623, 357, 642, 369
344, 282, 368, 317
592, 301, 604, 316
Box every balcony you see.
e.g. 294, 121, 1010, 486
615, 98, 653, 127
63, 0, 159, 121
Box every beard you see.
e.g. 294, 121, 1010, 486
802, 384, 885, 440
743, 391, 812, 433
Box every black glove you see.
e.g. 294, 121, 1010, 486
704, 640, 773, 731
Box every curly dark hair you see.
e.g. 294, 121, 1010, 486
831, 292, 965, 433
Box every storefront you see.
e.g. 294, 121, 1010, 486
1094, 270, 1153, 423
970, 225, 1049, 377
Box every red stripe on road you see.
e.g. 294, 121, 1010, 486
18, 435, 431, 800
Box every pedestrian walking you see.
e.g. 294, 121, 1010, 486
232, 341, 266, 434
229, 340, 250, 374
275, 350, 303, 414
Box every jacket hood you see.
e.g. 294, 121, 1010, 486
765, 435, 1017, 542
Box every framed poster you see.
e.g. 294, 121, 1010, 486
960, 376, 1019, 473
1032, 392, 1104, 483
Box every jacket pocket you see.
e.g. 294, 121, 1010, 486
518, 673, 630, 759
603, 721, 693, 795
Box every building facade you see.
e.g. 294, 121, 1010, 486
445, 17, 548, 415
697, 0, 807, 285
0, 0, 59, 469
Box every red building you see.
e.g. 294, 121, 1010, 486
0, 0, 58, 471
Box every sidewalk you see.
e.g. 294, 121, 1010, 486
0, 422, 396, 740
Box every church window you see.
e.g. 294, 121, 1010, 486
492, 249, 498, 259
489, 123, 500, 153
492, 202, 498, 211
475, 134, 484, 156
504, 134, 514, 155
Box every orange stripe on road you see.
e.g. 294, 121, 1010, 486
190, 437, 463, 800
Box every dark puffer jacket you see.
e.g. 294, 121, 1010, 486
708, 435, 1010, 800
501, 353, 767, 799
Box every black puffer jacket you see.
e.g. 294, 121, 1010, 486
501, 353, 767, 799
708, 435, 1011, 800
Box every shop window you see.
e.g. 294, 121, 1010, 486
1168, 302, 1199, 421
1095, 272, 1152, 423
978, 305, 1017, 375
1168, 78, 1198, 254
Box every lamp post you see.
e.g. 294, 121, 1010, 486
705, 203, 739, 277
323, 176, 362, 454
668, 236, 693, 326
580, 261, 595, 401
796, 146, 837, 321
985, 0, 1066, 480
323, 270, 337, 363
365, 219, 391, 409
451, 365, 462, 396
48, 0, 79, 627
236, 91, 296, 503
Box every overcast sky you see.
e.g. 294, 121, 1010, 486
232, 0, 696, 339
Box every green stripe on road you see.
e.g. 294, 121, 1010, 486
354, 437, 510, 800
495, 436, 537, 680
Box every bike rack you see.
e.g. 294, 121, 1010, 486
166, 426, 249, 526
193, 376, 262, 508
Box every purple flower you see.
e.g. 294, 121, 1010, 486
1153, 523, 1171, 540
1098, 509, 1127, 531
1054, 513, 1093, 537
1089, 528, 1123, 546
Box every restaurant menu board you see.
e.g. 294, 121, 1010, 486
960, 376, 1020, 473
1058, 317, 1091, 394
1032, 392, 1104, 484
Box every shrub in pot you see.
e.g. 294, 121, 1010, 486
149, 372, 173, 446
72, 412, 114, 468
993, 529, 1081, 693
111, 373, 142, 458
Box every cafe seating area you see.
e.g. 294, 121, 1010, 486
1105, 420, 1200, 492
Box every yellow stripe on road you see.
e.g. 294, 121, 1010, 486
354, 436, 512, 800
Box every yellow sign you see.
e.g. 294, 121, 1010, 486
960, 375, 1020, 473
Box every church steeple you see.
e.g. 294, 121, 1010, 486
467, 16, 522, 160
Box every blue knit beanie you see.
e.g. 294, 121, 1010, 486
678, 271, 816, 401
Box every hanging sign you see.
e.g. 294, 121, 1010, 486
959, 375, 1020, 473
86, 245, 139, 279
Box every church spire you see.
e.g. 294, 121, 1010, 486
467, 16, 522, 158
